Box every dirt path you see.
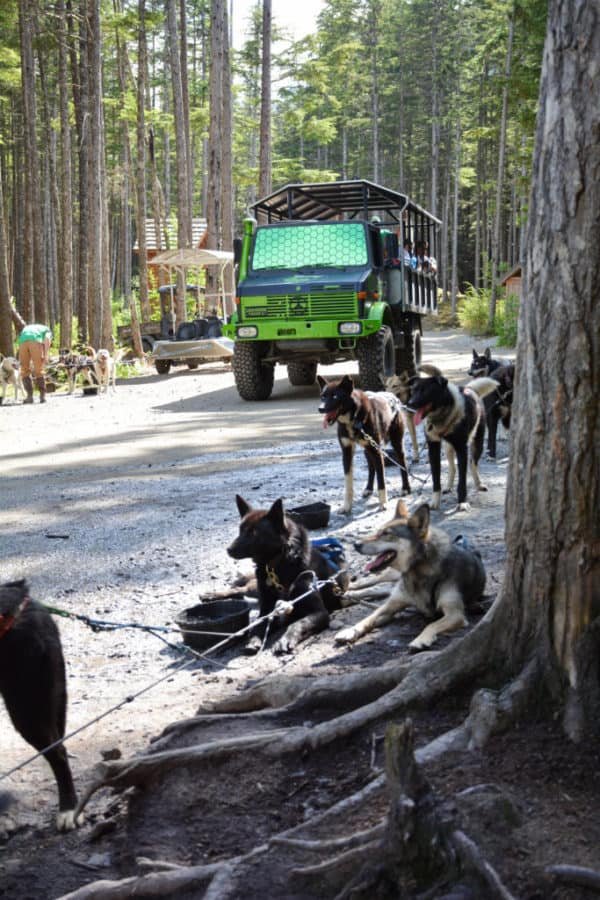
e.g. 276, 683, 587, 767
0, 328, 513, 894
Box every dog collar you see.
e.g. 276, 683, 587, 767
0, 596, 30, 640
265, 565, 285, 593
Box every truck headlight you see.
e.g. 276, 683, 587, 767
237, 325, 258, 338
339, 322, 362, 335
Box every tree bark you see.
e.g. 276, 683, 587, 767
496, 0, 600, 738
136, 0, 150, 322
0, 156, 13, 355
57, 0, 74, 349
258, 0, 272, 202
488, 7, 514, 331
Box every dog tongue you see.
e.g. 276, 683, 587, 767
413, 406, 427, 426
322, 411, 336, 429
365, 552, 390, 573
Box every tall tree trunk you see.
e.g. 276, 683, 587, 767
0, 157, 13, 355
497, 0, 600, 738
18, 0, 38, 321
136, 0, 150, 321
57, 0, 74, 349
488, 6, 515, 331
73, 0, 90, 342
166, 0, 191, 323
450, 121, 460, 317
430, 8, 439, 217
258, 0, 272, 203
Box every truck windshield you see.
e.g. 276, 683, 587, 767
250, 222, 368, 271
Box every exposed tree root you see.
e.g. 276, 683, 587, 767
546, 865, 600, 892
75, 615, 507, 819
273, 822, 386, 853
292, 840, 382, 876
57, 859, 237, 899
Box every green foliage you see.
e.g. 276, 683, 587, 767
495, 292, 519, 347
458, 284, 492, 336
458, 284, 519, 347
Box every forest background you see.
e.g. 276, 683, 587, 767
0, 0, 548, 356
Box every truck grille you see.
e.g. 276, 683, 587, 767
243, 291, 357, 320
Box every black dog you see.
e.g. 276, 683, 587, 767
0, 579, 81, 831
227, 496, 349, 652
468, 350, 515, 458
318, 374, 411, 515
408, 374, 497, 510
485, 363, 515, 459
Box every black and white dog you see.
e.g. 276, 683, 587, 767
0, 579, 82, 831
468, 349, 515, 459
318, 374, 411, 515
408, 372, 498, 510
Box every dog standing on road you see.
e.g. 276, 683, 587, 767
59, 349, 98, 394
0, 354, 23, 404
318, 374, 411, 515
94, 348, 120, 393
336, 501, 486, 650
0, 579, 82, 831
227, 496, 349, 652
408, 372, 498, 510
468, 351, 515, 459
385, 370, 420, 462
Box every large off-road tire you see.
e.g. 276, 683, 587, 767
286, 361, 317, 386
232, 342, 275, 401
155, 359, 171, 375
356, 325, 396, 391
396, 323, 422, 376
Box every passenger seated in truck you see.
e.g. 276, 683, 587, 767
403, 239, 413, 266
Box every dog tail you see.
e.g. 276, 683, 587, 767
465, 376, 500, 399
419, 363, 444, 377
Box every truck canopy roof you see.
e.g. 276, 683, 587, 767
251, 180, 442, 228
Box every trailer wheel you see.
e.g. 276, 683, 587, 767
187, 362, 199, 370
155, 359, 171, 375
232, 342, 275, 401
287, 361, 317, 386
396, 324, 421, 376
356, 326, 395, 391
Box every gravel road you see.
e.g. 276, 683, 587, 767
0, 327, 511, 834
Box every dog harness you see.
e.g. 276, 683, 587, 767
0, 596, 30, 640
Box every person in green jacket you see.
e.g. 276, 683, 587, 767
17, 323, 52, 404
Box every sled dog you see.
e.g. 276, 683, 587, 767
0, 354, 23, 404
227, 496, 349, 652
385, 370, 420, 462
318, 374, 411, 515
0, 579, 82, 830
408, 371, 498, 510
336, 501, 486, 650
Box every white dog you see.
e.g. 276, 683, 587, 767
94, 349, 119, 393
0, 354, 23, 404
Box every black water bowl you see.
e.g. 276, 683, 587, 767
82, 386, 98, 396
288, 502, 331, 530
176, 597, 250, 653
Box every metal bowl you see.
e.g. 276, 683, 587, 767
176, 597, 250, 653
288, 502, 331, 530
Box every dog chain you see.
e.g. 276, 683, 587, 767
0, 573, 343, 789
353, 422, 430, 486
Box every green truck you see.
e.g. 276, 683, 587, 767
223, 180, 440, 400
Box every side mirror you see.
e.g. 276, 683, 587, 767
233, 237, 243, 265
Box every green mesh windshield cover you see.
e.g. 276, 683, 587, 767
251, 222, 368, 270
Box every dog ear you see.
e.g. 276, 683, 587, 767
435, 375, 448, 387
394, 499, 409, 519
340, 374, 354, 391
408, 503, 430, 538
472, 349, 478, 358
317, 375, 327, 390
484, 347, 491, 360
267, 498, 285, 527
235, 495, 251, 518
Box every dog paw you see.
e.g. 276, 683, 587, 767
411, 455, 420, 464
56, 809, 84, 832
478, 483, 488, 492
456, 502, 471, 512
273, 636, 294, 654
244, 635, 263, 654
362, 489, 373, 499
431, 492, 441, 510
340, 506, 353, 517
408, 636, 433, 652
335, 627, 359, 644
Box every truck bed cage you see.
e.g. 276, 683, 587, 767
251, 179, 442, 228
